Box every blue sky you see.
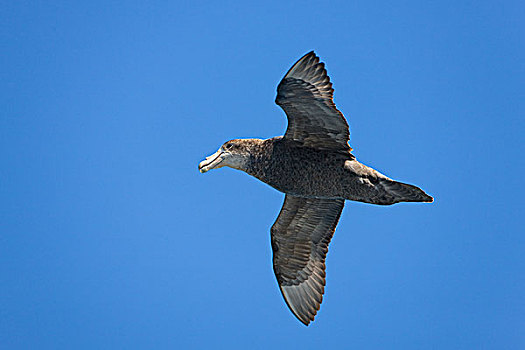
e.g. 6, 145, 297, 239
1, 1, 524, 349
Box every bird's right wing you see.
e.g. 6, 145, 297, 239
271, 195, 345, 325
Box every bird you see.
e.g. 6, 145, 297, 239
198, 51, 433, 326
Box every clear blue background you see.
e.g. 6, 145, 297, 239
1, 1, 524, 349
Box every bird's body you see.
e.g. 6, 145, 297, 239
198, 52, 433, 325
243, 137, 432, 204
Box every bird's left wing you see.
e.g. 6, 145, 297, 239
271, 195, 345, 325
275, 51, 352, 153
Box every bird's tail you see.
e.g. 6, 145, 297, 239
375, 179, 434, 205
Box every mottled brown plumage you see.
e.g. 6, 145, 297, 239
198, 51, 433, 325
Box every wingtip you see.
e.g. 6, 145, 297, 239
295, 50, 317, 64
280, 285, 319, 326
296, 313, 313, 326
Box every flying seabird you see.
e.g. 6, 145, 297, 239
198, 52, 433, 325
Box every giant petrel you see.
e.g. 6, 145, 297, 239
198, 52, 433, 325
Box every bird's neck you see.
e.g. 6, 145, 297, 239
244, 137, 278, 179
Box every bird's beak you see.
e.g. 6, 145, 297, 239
199, 149, 225, 173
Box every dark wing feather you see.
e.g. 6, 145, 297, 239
271, 195, 344, 325
275, 51, 352, 153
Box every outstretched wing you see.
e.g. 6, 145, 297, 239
275, 51, 352, 153
271, 195, 345, 325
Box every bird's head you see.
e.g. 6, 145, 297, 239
198, 139, 262, 173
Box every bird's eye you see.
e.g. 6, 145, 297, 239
225, 143, 233, 150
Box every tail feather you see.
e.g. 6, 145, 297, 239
342, 159, 433, 205
378, 179, 433, 204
